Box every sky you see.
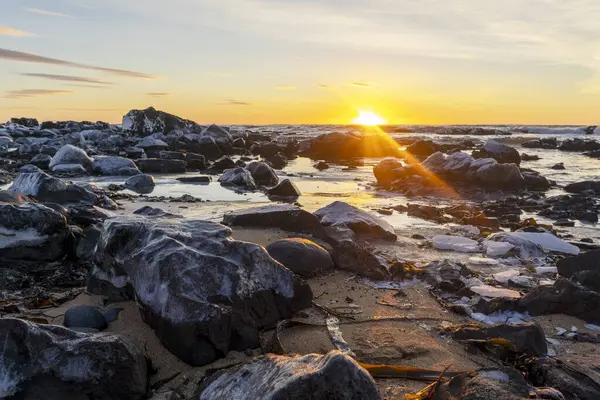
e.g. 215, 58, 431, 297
1, 0, 600, 125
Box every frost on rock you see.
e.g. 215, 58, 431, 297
9, 171, 98, 205
483, 240, 515, 257
510, 232, 579, 255
90, 217, 313, 366
49, 144, 92, 170
470, 284, 522, 299
0, 318, 147, 399
92, 156, 140, 176
432, 235, 480, 253
198, 351, 380, 400
218, 167, 257, 190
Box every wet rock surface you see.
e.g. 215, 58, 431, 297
266, 238, 334, 278
223, 205, 324, 235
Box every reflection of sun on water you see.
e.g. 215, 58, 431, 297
352, 110, 387, 126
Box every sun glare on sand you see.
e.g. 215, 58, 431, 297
352, 110, 387, 126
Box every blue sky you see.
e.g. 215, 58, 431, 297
1, 0, 599, 124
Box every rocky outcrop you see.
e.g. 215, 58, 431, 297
122, 107, 198, 135
405, 139, 440, 157
49, 144, 92, 171
246, 161, 279, 186
474, 140, 521, 165
222, 205, 324, 235
266, 238, 334, 278
198, 351, 380, 400
92, 156, 140, 176
0, 203, 71, 262
314, 201, 397, 241
218, 167, 257, 189
90, 217, 312, 366
0, 318, 147, 400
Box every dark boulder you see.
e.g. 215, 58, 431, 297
551, 162, 565, 170
373, 158, 404, 187
90, 218, 312, 366
207, 156, 236, 173
314, 201, 397, 241
137, 158, 186, 173
524, 357, 600, 400
405, 139, 440, 157
246, 161, 279, 186
313, 161, 329, 170
475, 140, 521, 165
185, 152, 207, 170
125, 174, 155, 194
176, 176, 211, 184
557, 249, 600, 278
559, 138, 600, 152
30, 153, 52, 169
223, 205, 324, 235
266, 179, 301, 199
302, 132, 400, 160
264, 152, 287, 169
521, 153, 540, 161
10, 117, 39, 127
564, 180, 600, 194
49, 144, 93, 171
198, 351, 380, 400
133, 206, 179, 217
92, 156, 140, 176
0, 203, 70, 262
522, 137, 558, 149
63, 305, 108, 331
218, 167, 257, 189
122, 106, 198, 135
450, 323, 547, 356
266, 238, 334, 278
0, 318, 147, 400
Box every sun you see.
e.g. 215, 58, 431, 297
352, 110, 387, 126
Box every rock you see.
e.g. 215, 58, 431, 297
90, 218, 313, 366
9, 171, 98, 205
246, 161, 279, 186
564, 180, 600, 194
430, 367, 531, 400
302, 132, 400, 160
137, 137, 169, 151
522, 137, 558, 149
471, 161, 525, 189
266, 238, 334, 278
198, 351, 380, 400
520, 153, 540, 161
10, 117, 39, 127
554, 218, 575, 227
125, 147, 146, 159
68, 205, 111, 226
49, 144, 92, 170
373, 158, 404, 187
0, 203, 70, 262
51, 163, 88, 175
223, 205, 324, 235
405, 139, 440, 157
218, 167, 257, 189
76, 223, 103, 260
525, 357, 600, 400
159, 150, 186, 160
207, 156, 236, 173
133, 206, 179, 217
122, 106, 197, 135
63, 305, 108, 331
451, 323, 547, 356
266, 179, 301, 199
559, 138, 600, 152
326, 236, 390, 280
264, 152, 287, 169
432, 235, 480, 253
0, 318, 147, 399
313, 161, 329, 170
125, 174, 155, 194
557, 249, 600, 278
30, 153, 52, 169
521, 171, 551, 190
519, 278, 600, 323
498, 232, 579, 255
19, 165, 41, 173
137, 158, 186, 173
185, 152, 207, 170
176, 176, 211, 184
314, 201, 397, 241
477, 140, 521, 165
93, 156, 140, 176
551, 162, 566, 170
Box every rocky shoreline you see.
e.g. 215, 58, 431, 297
1, 108, 600, 399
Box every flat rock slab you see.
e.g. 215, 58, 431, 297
223, 205, 324, 235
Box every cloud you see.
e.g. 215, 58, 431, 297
24, 8, 73, 18
276, 85, 296, 90
147, 92, 170, 97
0, 48, 156, 79
351, 82, 371, 87
5, 89, 73, 99
62, 84, 111, 89
219, 99, 252, 106
316, 84, 330, 89
0, 26, 34, 37
22, 73, 114, 85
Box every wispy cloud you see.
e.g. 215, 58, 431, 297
5, 89, 73, 99
219, 99, 253, 106
62, 84, 111, 89
0, 26, 34, 37
276, 85, 296, 90
24, 8, 73, 18
147, 92, 170, 97
0, 48, 156, 79
351, 82, 371, 87
316, 84, 330, 89
22, 73, 114, 85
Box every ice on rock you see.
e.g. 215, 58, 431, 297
471, 311, 532, 325
469, 257, 500, 266
433, 235, 480, 253
483, 240, 514, 257
535, 266, 558, 274
450, 224, 480, 236
510, 232, 580, 255
493, 269, 521, 283
470, 284, 522, 299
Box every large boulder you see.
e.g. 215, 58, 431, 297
301, 132, 400, 160
136, 158, 186, 173
475, 140, 521, 165
564, 180, 600, 194
49, 144, 92, 170
266, 179, 301, 199
201, 124, 234, 153
470, 161, 525, 189
125, 174, 155, 194
557, 249, 600, 278
0, 318, 147, 400
92, 156, 140, 176
198, 351, 380, 400
51, 163, 88, 175
0, 203, 70, 261
122, 106, 198, 135
246, 161, 279, 186
218, 167, 257, 190
90, 218, 313, 366
9, 171, 98, 205
30, 153, 52, 170
266, 238, 334, 278
373, 158, 404, 186
223, 205, 324, 235
405, 139, 440, 157
314, 201, 397, 241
